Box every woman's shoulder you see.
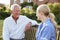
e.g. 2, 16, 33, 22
45, 22, 55, 31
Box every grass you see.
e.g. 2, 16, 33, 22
0, 20, 3, 36
0, 20, 3, 40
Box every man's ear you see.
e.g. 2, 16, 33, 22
11, 11, 13, 15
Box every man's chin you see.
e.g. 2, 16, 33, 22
15, 15, 19, 17
16, 16, 19, 18
14, 15, 19, 18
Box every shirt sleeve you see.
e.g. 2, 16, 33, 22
38, 26, 52, 40
2, 20, 10, 40
24, 16, 38, 26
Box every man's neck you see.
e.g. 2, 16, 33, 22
12, 16, 19, 23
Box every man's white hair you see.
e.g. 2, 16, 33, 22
11, 4, 21, 11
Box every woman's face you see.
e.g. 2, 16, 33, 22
36, 11, 43, 21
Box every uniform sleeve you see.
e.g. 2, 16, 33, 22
38, 26, 52, 40
24, 16, 38, 26
2, 20, 10, 40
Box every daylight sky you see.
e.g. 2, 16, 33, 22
0, 0, 10, 5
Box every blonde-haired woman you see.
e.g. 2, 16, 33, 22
48, 13, 59, 40
48, 13, 57, 27
36, 4, 56, 40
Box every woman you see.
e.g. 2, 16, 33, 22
36, 4, 56, 40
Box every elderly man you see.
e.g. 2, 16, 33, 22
2, 4, 38, 40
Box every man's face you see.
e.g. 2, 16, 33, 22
12, 6, 20, 18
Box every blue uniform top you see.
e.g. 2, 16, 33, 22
36, 18, 56, 40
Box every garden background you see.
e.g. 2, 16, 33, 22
0, 2, 60, 40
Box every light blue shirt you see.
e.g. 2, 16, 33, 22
36, 18, 56, 40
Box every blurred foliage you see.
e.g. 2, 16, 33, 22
0, 12, 10, 19
0, 6, 10, 19
20, 2, 39, 22
0, 3, 60, 24
21, 7, 37, 21
21, 2, 33, 8
32, 4, 38, 11
48, 3, 60, 24
20, 2, 38, 11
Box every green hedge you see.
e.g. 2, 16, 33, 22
21, 2, 60, 24
21, 8, 40, 23
21, 2, 38, 11
21, 3, 60, 24
0, 3, 60, 24
21, 2, 33, 8
48, 3, 60, 24
0, 12, 10, 19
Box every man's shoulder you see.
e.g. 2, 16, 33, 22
19, 15, 28, 18
4, 16, 11, 22
20, 15, 26, 17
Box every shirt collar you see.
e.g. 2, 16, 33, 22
10, 15, 20, 21
43, 18, 51, 26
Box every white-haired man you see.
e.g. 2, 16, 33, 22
2, 4, 38, 40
